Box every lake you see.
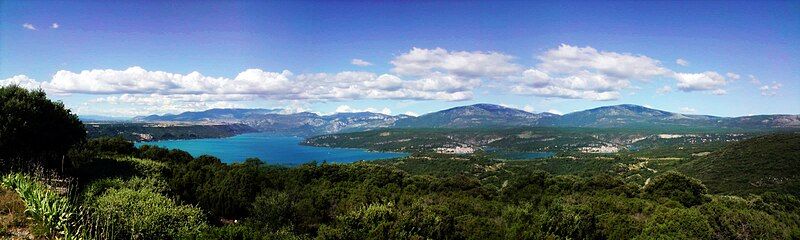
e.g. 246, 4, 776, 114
135, 133, 408, 165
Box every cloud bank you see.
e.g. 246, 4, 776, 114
1, 44, 746, 115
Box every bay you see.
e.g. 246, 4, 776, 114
135, 132, 408, 165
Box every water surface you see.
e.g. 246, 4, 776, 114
136, 133, 408, 165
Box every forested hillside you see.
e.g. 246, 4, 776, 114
678, 133, 800, 195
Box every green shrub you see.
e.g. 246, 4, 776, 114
644, 171, 709, 207
638, 207, 713, 239
92, 186, 207, 239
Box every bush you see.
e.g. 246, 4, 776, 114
638, 207, 713, 239
92, 186, 207, 239
251, 190, 294, 231
644, 171, 709, 207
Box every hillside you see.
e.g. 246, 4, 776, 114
86, 123, 257, 141
678, 133, 800, 195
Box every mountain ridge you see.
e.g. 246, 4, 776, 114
134, 104, 800, 135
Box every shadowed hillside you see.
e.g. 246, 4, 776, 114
678, 133, 800, 195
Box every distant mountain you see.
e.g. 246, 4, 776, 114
134, 108, 281, 122
134, 104, 799, 136
136, 109, 407, 136
394, 104, 558, 128
554, 104, 722, 128
79, 115, 132, 122
239, 112, 407, 136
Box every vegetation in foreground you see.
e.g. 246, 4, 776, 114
1, 85, 800, 239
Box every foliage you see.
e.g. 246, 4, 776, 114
86, 122, 255, 141
643, 171, 709, 207
89, 178, 207, 239
0, 85, 85, 169
678, 133, 800, 195
1, 173, 82, 239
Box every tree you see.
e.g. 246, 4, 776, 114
644, 171, 709, 207
0, 86, 85, 170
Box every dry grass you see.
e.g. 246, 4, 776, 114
0, 187, 33, 239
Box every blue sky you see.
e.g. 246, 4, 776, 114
1, 0, 798, 117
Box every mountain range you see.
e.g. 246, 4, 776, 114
133, 104, 800, 135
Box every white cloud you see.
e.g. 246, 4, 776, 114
51, 23, 59, 29
760, 82, 782, 96
41, 66, 475, 101
351, 59, 372, 66
22, 23, 36, 30
546, 109, 563, 115
0, 75, 42, 90
334, 105, 391, 115
656, 85, 672, 94
523, 105, 535, 113
391, 47, 521, 78
680, 107, 697, 113
403, 111, 419, 117
511, 71, 626, 101
749, 75, 761, 85
537, 44, 669, 80
509, 44, 678, 101
676, 59, 689, 66
674, 71, 727, 92
726, 72, 740, 80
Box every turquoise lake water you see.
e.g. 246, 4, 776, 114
135, 133, 408, 165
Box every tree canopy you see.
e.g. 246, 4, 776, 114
0, 85, 85, 169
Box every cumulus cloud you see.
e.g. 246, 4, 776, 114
680, 107, 697, 113
51, 23, 59, 29
508, 44, 679, 101
22, 23, 36, 30
391, 47, 521, 78
351, 59, 372, 66
674, 71, 727, 92
760, 82, 782, 96
41, 66, 474, 101
0, 75, 42, 90
14, 45, 747, 116
726, 72, 740, 80
536, 44, 669, 80
676, 59, 689, 66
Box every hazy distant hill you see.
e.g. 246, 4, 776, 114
133, 108, 282, 122
554, 104, 722, 128
136, 109, 408, 136
677, 133, 800, 195
394, 104, 559, 128
135, 104, 799, 135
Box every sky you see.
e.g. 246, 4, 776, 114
1, 0, 798, 117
